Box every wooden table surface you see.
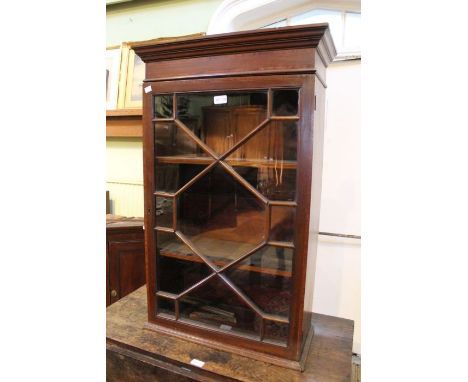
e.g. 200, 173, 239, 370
107, 286, 354, 382
106, 214, 144, 229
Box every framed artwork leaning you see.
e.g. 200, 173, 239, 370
122, 48, 145, 109
106, 47, 122, 110
116, 35, 206, 110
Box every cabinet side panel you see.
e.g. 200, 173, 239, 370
143, 90, 156, 320
314, 50, 326, 84
302, 77, 326, 343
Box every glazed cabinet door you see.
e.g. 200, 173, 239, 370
144, 75, 313, 359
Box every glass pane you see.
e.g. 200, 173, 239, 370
290, 9, 343, 51
270, 206, 295, 242
264, 321, 289, 346
179, 275, 261, 339
177, 91, 267, 156
224, 246, 293, 318
226, 120, 297, 201
157, 297, 175, 317
156, 231, 214, 294
154, 122, 213, 193
272, 90, 298, 116
177, 164, 266, 268
154, 94, 173, 118
344, 12, 361, 52
156, 196, 173, 228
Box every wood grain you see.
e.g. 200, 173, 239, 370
106, 217, 145, 306
134, 24, 336, 64
107, 109, 143, 117
156, 155, 297, 169
107, 287, 353, 382
138, 24, 337, 367
106, 113, 143, 137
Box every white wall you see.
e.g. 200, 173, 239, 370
106, 0, 223, 47
106, 138, 144, 217
312, 59, 361, 353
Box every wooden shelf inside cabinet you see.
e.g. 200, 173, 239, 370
156, 155, 297, 169
106, 109, 143, 137
160, 250, 292, 278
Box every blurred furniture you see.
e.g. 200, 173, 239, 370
106, 215, 145, 306
106, 191, 111, 214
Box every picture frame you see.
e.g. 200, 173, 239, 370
122, 48, 145, 109
116, 43, 130, 109
106, 46, 122, 110
110, 36, 205, 111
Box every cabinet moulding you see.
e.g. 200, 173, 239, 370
134, 24, 336, 66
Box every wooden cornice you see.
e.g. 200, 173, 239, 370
133, 24, 337, 66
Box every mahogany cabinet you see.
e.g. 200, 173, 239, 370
134, 24, 336, 371
106, 216, 145, 306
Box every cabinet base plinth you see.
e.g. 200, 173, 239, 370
107, 287, 354, 381
144, 320, 314, 371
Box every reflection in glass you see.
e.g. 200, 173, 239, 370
179, 275, 261, 339
177, 164, 266, 267
177, 92, 267, 155
272, 90, 299, 116
154, 95, 173, 118
151, 89, 300, 346
264, 321, 289, 346
226, 121, 297, 201
157, 297, 175, 317
154, 122, 213, 193
155, 197, 173, 228
227, 120, 297, 161
224, 246, 293, 318
156, 231, 213, 295
270, 206, 295, 242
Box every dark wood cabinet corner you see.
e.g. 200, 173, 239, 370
106, 216, 145, 306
